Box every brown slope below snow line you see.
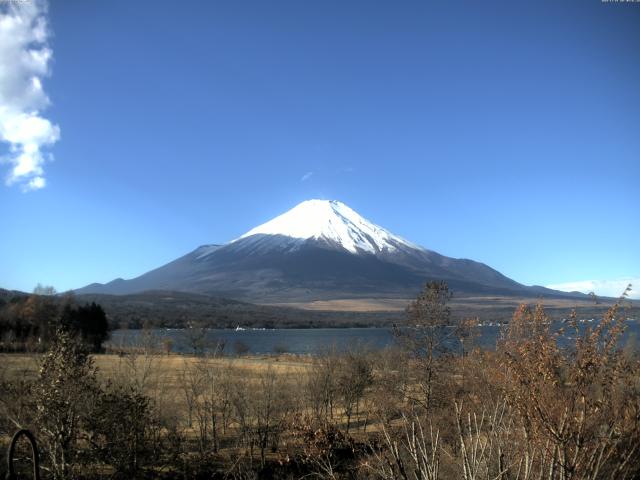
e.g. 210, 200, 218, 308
269, 298, 412, 312
266, 294, 634, 318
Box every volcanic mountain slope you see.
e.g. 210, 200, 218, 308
77, 200, 575, 302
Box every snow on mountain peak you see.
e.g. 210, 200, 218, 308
237, 199, 418, 254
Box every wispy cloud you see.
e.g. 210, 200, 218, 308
546, 277, 639, 300
0, 0, 59, 191
300, 171, 313, 182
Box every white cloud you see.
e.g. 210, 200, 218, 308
0, 0, 59, 191
300, 171, 313, 182
26, 175, 45, 190
546, 278, 639, 300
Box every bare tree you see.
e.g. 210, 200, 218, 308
365, 411, 441, 480
336, 349, 374, 432
369, 347, 411, 426
395, 280, 452, 412
453, 400, 517, 480
178, 359, 201, 428
184, 323, 208, 356
251, 367, 290, 466
307, 348, 340, 423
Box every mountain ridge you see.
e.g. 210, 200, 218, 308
76, 199, 585, 302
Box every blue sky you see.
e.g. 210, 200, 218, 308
0, 0, 638, 298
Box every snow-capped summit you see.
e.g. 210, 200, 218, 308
237, 199, 418, 254
76, 199, 550, 303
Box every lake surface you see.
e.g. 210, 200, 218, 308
108, 319, 639, 355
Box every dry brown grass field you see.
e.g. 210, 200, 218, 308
0, 348, 388, 478
272, 294, 628, 317
0, 352, 312, 382
0, 352, 318, 441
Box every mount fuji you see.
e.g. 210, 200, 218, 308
77, 200, 568, 303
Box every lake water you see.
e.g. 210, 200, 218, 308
108, 319, 639, 355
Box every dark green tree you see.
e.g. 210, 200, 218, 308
60, 302, 110, 352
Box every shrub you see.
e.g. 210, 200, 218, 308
33, 329, 100, 479
85, 383, 154, 477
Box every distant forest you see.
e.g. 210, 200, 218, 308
0, 287, 109, 352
